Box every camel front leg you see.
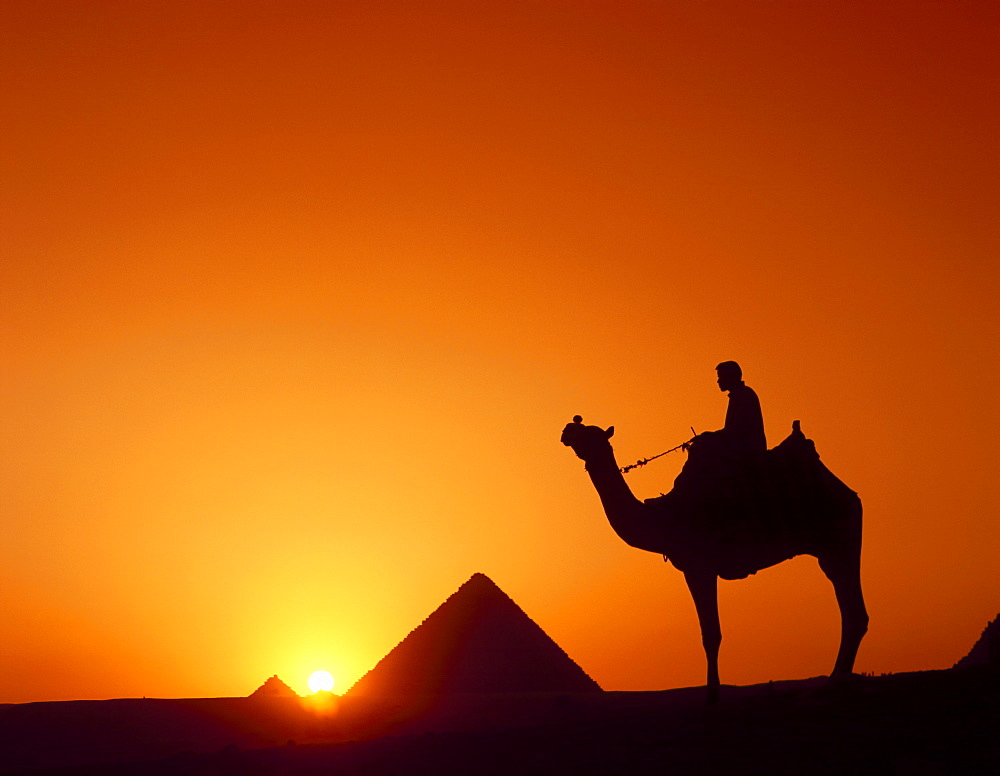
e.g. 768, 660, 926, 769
684, 570, 721, 703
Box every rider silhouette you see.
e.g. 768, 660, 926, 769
700, 361, 766, 456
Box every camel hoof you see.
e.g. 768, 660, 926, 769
822, 672, 864, 699
706, 685, 720, 704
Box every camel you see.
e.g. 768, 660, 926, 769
561, 416, 868, 702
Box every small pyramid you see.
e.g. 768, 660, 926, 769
249, 675, 299, 698
347, 573, 601, 695
954, 614, 1000, 669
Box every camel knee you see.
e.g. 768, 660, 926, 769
702, 628, 722, 655
842, 598, 868, 634
849, 611, 869, 638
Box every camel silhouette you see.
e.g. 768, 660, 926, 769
561, 416, 868, 702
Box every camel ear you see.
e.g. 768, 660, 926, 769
606, 426, 615, 439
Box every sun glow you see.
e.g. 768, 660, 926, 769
308, 670, 334, 693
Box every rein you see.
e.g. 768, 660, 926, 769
619, 427, 697, 474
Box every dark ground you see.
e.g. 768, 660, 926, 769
1, 668, 994, 775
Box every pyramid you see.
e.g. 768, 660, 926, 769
249, 675, 299, 698
347, 573, 601, 695
954, 614, 999, 669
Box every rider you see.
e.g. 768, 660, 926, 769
679, 360, 766, 511
698, 361, 766, 456
716, 360, 766, 453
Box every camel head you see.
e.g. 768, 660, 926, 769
561, 415, 615, 463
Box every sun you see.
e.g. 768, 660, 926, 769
307, 670, 334, 693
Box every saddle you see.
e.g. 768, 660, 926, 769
645, 422, 857, 578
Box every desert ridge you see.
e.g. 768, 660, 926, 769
0, 577, 994, 775
0, 668, 993, 775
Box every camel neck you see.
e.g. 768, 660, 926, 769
566, 434, 668, 555
584, 450, 644, 531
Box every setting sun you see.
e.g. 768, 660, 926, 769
308, 671, 335, 694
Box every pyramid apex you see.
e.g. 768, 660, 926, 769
465, 572, 499, 587
249, 674, 299, 698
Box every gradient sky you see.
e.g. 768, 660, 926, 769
2, 1, 997, 702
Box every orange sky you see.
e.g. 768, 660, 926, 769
2, 1, 997, 702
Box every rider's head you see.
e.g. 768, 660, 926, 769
715, 361, 743, 392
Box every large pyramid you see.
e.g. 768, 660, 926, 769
347, 573, 601, 695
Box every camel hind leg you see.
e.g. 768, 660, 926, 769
818, 502, 869, 677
